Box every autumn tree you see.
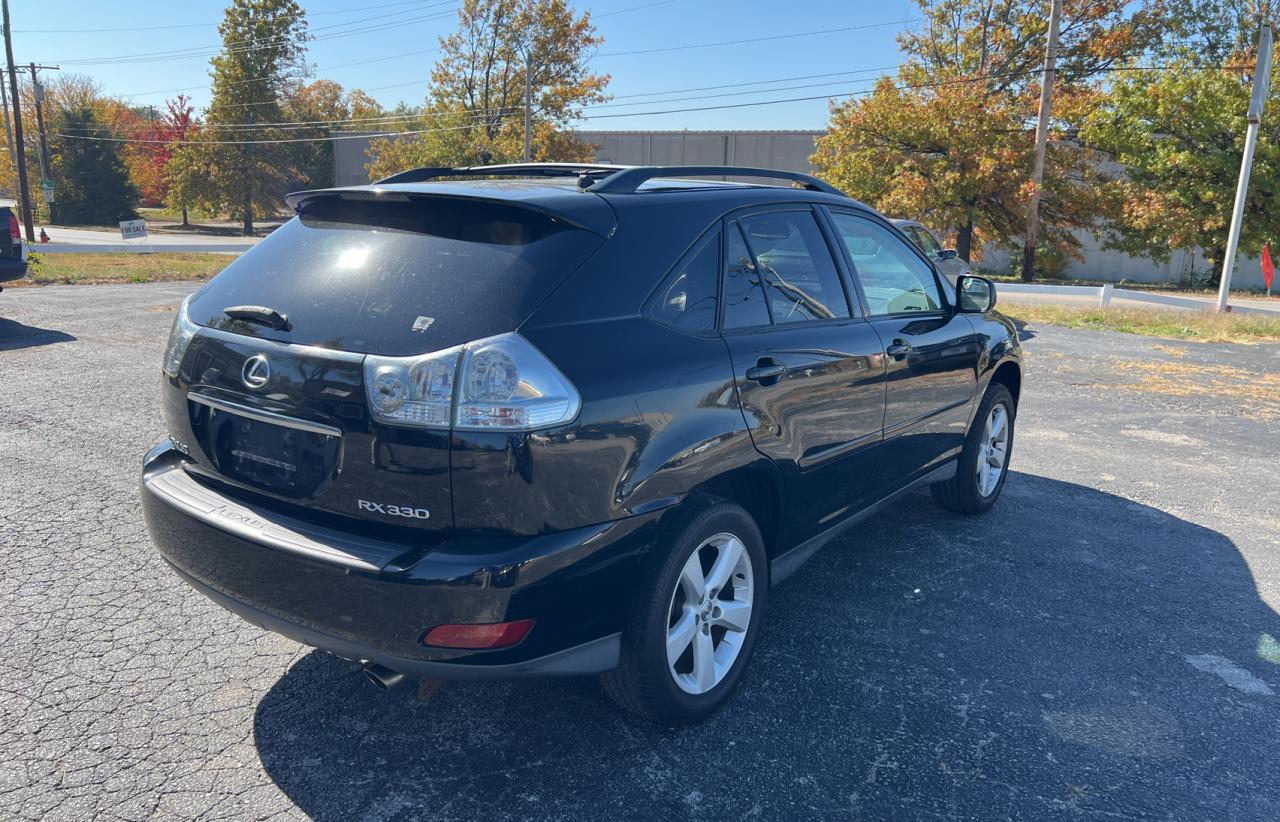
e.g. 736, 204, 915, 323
150, 96, 199, 224
1082, 2, 1279, 281
813, 0, 1160, 271
51, 105, 139, 225
91, 101, 163, 207
365, 0, 609, 180
169, 0, 308, 234
282, 79, 381, 189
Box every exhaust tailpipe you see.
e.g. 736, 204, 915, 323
362, 663, 406, 690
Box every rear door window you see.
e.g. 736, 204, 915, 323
186, 197, 605, 356
645, 227, 720, 332
739, 211, 850, 324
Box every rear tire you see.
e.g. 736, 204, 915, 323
931, 383, 1015, 514
601, 501, 767, 725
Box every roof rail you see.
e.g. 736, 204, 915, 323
582, 165, 846, 196
374, 163, 627, 185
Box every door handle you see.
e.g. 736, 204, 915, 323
745, 359, 787, 383
886, 340, 912, 359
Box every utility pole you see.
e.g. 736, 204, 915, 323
0, 69, 17, 197
1, 0, 34, 242
1217, 24, 1273, 312
29, 62, 57, 225
1021, 0, 1062, 282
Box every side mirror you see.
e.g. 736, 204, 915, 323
939, 248, 958, 261
956, 274, 996, 313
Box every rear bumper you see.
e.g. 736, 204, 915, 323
141, 442, 662, 679
0, 258, 27, 281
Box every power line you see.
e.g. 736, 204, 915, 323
596, 0, 678, 18
61, 62, 1225, 146
14, 0, 444, 33
62, 71, 906, 134
594, 19, 921, 57
56, 59, 1245, 138
64, 56, 1237, 136
59, 102, 521, 134
58, 63, 929, 134
112, 47, 442, 101
52, 5, 457, 66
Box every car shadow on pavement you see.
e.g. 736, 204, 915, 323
1008, 316, 1038, 342
252, 472, 1280, 821
0, 317, 76, 351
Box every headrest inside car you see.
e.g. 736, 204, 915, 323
746, 220, 790, 241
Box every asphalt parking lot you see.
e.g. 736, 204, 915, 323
3, 282, 1280, 821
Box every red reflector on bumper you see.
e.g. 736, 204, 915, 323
422, 619, 535, 649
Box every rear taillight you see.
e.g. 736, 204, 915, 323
7, 214, 18, 241
422, 619, 535, 649
162, 295, 199, 378
363, 333, 580, 432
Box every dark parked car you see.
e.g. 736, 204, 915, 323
890, 218, 971, 283
0, 206, 28, 284
142, 164, 1021, 725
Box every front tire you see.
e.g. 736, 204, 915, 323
932, 383, 1015, 514
601, 501, 767, 725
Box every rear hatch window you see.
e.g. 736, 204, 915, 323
187, 196, 606, 356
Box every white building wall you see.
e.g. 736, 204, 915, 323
980, 232, 1268, 289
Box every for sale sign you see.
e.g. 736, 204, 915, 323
119, 219, 147, 240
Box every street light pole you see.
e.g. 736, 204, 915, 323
1217, 25, 1273, 312
1021, 0, 1062, 282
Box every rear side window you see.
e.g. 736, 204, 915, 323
186, 197, 605, 356
740, 211, 850, 324
722, 223, 771, 329
645, 227, 719, 332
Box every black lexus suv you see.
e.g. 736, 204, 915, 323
142, 164, 1021, 725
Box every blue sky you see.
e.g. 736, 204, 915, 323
12, 0, 922, 131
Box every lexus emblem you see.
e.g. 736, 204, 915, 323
241, 355, 271, 389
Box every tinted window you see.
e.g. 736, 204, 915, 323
909, 225, 942, 258
739, 212, 850, 324
829, 213, 943, 315
187, 197, 605, 356
645, 228, 719, 332
722, 223, 771, 329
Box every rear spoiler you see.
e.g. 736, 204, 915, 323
284, 186, 617, 237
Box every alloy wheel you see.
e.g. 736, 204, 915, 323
976, 403, 1009, 497
665, 532, 755, 695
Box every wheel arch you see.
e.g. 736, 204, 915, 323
681, 460, 785, 563
988, 358, 1022, 406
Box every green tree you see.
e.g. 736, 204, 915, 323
365, 0, 609, 180
169, 0, 308, 234
50, 106, 138, 225
813, 0, 1158, 271
1083, 48, 1280, 281
1159, 0, 1276, 59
